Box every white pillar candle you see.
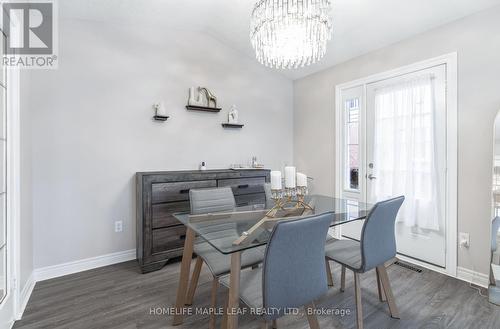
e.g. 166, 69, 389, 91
284, 166, 296, 188
297, 172, 308, 187
270, 171, 282, 190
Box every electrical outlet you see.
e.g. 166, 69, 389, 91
115, 220, 123, 233
459, 232, 470, 248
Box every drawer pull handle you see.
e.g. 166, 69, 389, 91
180, 234, 186, 240
179, 189, 190, 194
238, 184, 249, 189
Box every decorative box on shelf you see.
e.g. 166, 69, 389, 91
186, 87, 220, 112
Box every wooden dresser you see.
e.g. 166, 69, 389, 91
136, 169, 270, 273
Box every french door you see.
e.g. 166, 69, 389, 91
338, 61, 452, 269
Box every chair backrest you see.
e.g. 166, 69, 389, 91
492, 217, 500, 253
189, 187, 236, 215
262, 213, 332, 320
189, 187, 237, 238
360, 196, 405, 272
263, 183, 273, 207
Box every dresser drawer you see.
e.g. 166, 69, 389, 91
235, 193, 266, 207
152, 201, 189, 229
152, 226, 187, 254
217, 177, 266, 196
152, 180, 217, 203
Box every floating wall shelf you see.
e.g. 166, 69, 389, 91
186, 105, 222, 113
221, 123, 244, 128
153, 115, 170, 122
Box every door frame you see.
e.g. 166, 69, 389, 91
0, 9, 22, 327
334, 53, 458, 277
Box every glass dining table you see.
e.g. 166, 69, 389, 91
171, 194, 372, 329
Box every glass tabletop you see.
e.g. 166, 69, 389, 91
173, 194, 372, 255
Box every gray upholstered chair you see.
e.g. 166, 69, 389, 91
264, 182, 273, 207
221, 212, 333, 329
186, 187, 265, 329
325, 196, 404, 329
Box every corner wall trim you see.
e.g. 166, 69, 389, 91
17, 273, 35, 320
456, 266, 489, 288
34, 249, 136, 283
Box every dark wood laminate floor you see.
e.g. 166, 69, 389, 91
13, 259, 500, 329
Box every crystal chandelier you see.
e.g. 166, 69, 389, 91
250, 0, 333, 69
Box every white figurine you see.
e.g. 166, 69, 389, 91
228, 105, 238, 124
154, 101, 167, 117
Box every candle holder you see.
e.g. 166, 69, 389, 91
295, 186, 313, 211
233, 183, 314, 246
264, 189, 285, 218
265, 186, 313, 218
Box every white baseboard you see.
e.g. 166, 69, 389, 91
17, 273, 35, 320
13, 249, 136, 324
456, 266, 489, 288
34, 249, 136, 282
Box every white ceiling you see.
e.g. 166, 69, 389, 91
60, 0, 500, 80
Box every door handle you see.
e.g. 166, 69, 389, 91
367, 174, 377, 180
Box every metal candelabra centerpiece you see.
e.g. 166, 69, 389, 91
232, 168, 313, 246
265, 185, 313, 218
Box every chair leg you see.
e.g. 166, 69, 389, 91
375, 267, 386, 302
376, 265, 400, 319
325, 258, 334, 286
354, 272, 363, 329
340, 265, 346, 292
272, 319, 278, 328
185, 257, 204, 305
305, 302, 320, 329
221, 297, 228, 329
209, 278, 219, 329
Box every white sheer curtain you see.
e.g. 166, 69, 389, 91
370, 75, 441, 230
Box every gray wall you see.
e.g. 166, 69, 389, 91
26, 19, 293, 268
294, 7, 500, 275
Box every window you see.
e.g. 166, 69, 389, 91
345, 98, 359, 190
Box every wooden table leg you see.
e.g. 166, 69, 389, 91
173, 227, 196, 325
226, 251, 242, 329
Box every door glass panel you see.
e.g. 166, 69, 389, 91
344, 98, 360, 191
340, 86, 365, 240
366, 65, 447, 267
